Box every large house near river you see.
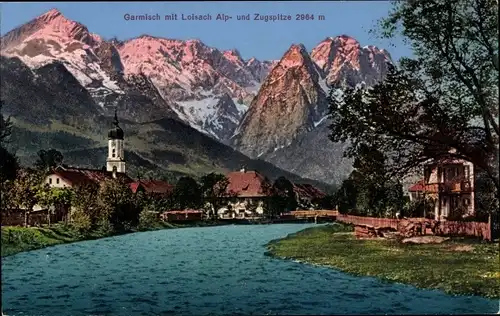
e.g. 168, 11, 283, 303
408, 151, 475, 221
217, 168, 272, 218
216, 168, 327, 218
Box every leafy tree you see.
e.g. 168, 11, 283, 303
0, 99, 12, 146
37, 187, 74, 226
200, 172, 232, 219
334, 176, 359, 214
71, 183, 99, 223
0, 100, 18, 184
98, 179, 136, 232
329, 0, 499, 199
137, 206, 160, 231
313, 195, 335, 210
172, 176, 202, 210
475, 170, 499, 221
261, 179, 282, 219
10, 169, 45, 226
34, 149, 64, 172
273, 177, 298, 212
0, 146, 18, 184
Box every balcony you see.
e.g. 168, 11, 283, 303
423, 180, 472, 193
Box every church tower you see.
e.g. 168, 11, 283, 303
106, 109, 126, 173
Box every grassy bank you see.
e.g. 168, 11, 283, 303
266, 223, 500, 299
1, 220, 226, 257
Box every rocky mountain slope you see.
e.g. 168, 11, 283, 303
1, 9, 393, 188
0, 9, 275, 140
0, 28, 332, 191
231, 36, 392, 185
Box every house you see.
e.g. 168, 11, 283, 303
408, 180, 425, 202
217, 168, 274, 218
292, 183, 326, 208
129, 180, 173, 196
45, 166, 133, 189
408, 155, 475, 221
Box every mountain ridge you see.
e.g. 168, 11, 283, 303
1, 8, 393, 187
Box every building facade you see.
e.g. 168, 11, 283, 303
216, 168, 273, 218
409, 157, 475, 221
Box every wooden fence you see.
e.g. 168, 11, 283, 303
1, 210, 58, 227
335, 213, 492, 241
290, 210, 339, 218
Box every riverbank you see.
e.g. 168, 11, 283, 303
266, 224, 500, 299
0, 220, 227, 257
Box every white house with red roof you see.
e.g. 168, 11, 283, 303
129, 179, 174, 196
217, 167, 273, 218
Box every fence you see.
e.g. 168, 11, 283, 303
290, 210, 339, 218
335, 213, 492, 241
1, 210, 57, 227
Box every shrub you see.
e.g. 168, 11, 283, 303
137, 208, 159, 231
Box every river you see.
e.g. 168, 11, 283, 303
1, 224, 497, 315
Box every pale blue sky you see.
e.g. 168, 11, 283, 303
0, 1, 412, 61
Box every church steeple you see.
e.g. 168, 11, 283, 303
108, 107, 124, 140
106, 108, 126, 173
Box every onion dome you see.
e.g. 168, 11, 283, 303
108, 108, 124, 140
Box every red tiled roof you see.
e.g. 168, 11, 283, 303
408, 179, 425, 192
129, 180, 173, 194
292, 183, 326, 199
226, 170, 272, 197
52, 166, 133, 186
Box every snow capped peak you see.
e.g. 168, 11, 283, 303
310, 35, 392, 88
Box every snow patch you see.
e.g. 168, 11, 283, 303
314, 115, 329, 127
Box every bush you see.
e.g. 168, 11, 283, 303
70, 209, 92, 236
137, 209, 159, 231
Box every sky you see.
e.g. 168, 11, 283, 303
0, 1, 413, 62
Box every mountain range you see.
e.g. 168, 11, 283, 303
0, 8, 392, 190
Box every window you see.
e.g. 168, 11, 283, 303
56, 178, 60, 184
49, 178, 52, 184
112, 149, 116, 158
464, 198, 470, 205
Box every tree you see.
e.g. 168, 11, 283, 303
273, 177, 298, 212
34, 149, 64, 172
0, 99, 13, 146
0, 100, 18, 184
200, 173, 232, 220
0, 146, 18, 184
37, 187, 74, 226
98, 179, 136, 232
137, 206, 160, 231
172, 176, 202, 210
261, 178, 282, 219
71, 183, 99, 234
11, 169, 45, 226
329, 0, 499, 200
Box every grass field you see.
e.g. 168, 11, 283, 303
266, 223, 500, 298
